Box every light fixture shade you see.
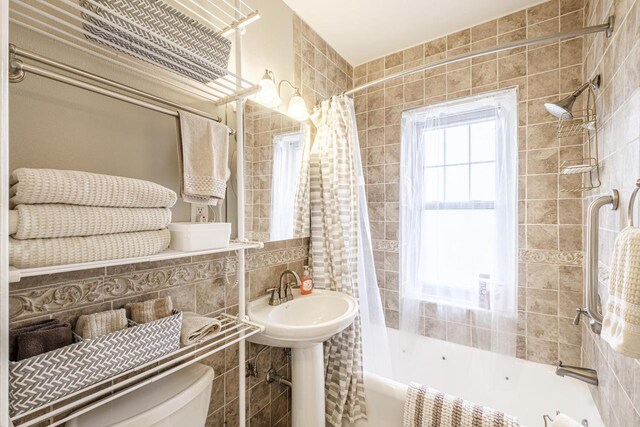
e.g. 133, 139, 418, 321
287, 94, 309, 121
544, 94, 577, 120
254, 74, 281, 108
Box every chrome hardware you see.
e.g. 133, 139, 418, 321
585, 190, 619, 334
555, 361, 599, 386
279, 270, 301, 302
266, 367, 292, 388
543, 411, 589, 427
266, 287, 281, 306
627, 179, 640, 227
573, 308, 589, 325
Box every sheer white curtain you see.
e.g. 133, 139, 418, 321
270, 130, 304, 240
399, 88, 518, 358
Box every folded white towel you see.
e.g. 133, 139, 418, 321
403, 383, 518, 427
10, 230, 170, 268
178, 111, 229, 205
601, 226, 640, 358
10, 205, 171, 240
75, 309, 128, 340
10, 168, 177, 208
551, 414, 583, 427
180, 311, 222, 346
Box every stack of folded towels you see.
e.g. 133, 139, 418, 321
9, 319, 73, 362
9, 168, 177, 268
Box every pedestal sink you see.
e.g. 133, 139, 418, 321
247, 288, 358, 427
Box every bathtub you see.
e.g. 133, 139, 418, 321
346, 328, 603, 427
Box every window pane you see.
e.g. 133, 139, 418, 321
445, 125, 469, 165
424, 129, 444, 166
470, 163, 495, 201
445, 165, 469, 202
424, 166, 444, 202
470, 120, 495, 162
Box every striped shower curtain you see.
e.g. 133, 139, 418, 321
309, 95, 367, 426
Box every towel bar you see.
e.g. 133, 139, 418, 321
543, 412, 588, 427
582, 190, 619, 334
627, 179, 640, 226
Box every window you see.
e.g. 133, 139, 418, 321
401, 90, 518, 311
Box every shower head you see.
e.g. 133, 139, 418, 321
544, 74, 601, 121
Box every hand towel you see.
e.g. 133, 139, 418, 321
10, 168, 177, 208
178, 111, 229, 205
75, 309, 128, 340
180, 311, 222, 346
15, 323, 73, 361
403, 383, 519, 427
9, 319, 61, 361
601, 226, 640, 358
551, 413, 583, 427
9, 229, 170, 268
9, 205, 172, 240
126, 297, 173, 324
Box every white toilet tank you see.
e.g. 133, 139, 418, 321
66, 363, 214, 427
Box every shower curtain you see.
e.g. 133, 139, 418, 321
308, 95, 390, 426
399, 89, 519, 359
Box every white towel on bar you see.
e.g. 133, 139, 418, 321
9, 230, 170, 268
551, 413, 583, 427
178, 111, 229, 205
601, 226, 640, 358
9, 168, 177, 208
9, 205, 172, 240
403, 383, 519, 427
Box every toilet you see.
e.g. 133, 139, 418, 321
66, 363, 214, 427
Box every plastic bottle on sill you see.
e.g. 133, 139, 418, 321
300, 265, 314, 295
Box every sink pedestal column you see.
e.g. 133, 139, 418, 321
291, 344, 325, 427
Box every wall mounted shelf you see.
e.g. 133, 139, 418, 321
8, 240, 264, 283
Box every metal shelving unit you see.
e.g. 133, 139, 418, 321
1, 1, 260, 426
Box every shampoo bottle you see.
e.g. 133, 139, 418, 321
300, 265, 314, 295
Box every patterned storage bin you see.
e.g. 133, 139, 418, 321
8, 311, 182, 417
80, 0, 232, 83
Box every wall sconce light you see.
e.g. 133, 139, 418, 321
253, 69, 310, 121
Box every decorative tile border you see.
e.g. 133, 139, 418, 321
372, 239, 399, 252
518, 249, 584, 266
245, 246, 308, 271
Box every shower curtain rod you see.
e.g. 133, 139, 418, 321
345, 16, 615, 96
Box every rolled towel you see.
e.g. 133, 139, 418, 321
10, 168, 177, 208
126, 297, 173, 324
15, 323, 73, 361
9, 205, 172, 240
403, 383, 519, 427
551, 414, 583, 427
180, 311, 222, 346
178, 111, 229, 205
75, 309, 128, 340
9, 319, 61, 361
9, 229, 170, 268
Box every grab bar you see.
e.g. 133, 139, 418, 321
582, 190, 619, 334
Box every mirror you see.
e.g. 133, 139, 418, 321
244, 100, 310, 242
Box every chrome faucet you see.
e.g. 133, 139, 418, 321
265, 270, 301, 306
279, 270, 301, 302
556, 361, 599, 386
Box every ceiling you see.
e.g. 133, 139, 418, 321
283, 0, 546, 65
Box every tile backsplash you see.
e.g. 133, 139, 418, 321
9, 239, 309, 427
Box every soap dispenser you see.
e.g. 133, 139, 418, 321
300, 265, 314, 295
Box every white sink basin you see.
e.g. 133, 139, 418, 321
247, 288, 358, 348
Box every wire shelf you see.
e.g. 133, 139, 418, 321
9, 0, 260, 104
12, 313, 264, 427
557, 108, 597, 139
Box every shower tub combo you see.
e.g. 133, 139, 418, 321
346, 328, 603, 427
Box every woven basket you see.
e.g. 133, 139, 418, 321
8, 311, 182, 417
80, 0, 232, 83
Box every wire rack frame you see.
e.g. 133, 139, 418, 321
8, 0, 260, 103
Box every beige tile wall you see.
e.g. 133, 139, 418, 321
9, 239, 308, 427
245, 101, 301, 242
581, 0, 640, 425
293, 14, 353, 110
352, 0, 588, 365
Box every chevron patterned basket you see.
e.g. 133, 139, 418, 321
8, 311, 182, 417
80, 0, 232, 83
